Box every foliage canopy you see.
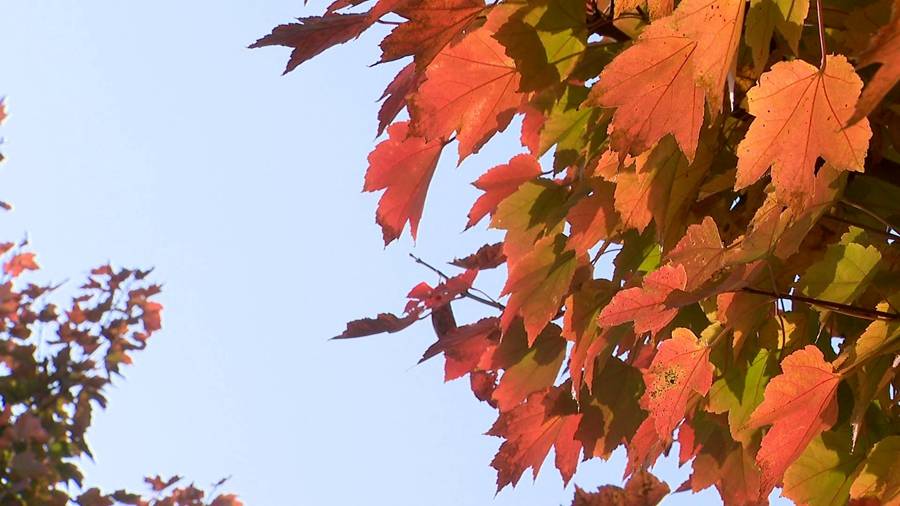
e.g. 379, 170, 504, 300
255, 0, 900, 504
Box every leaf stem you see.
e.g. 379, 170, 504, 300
816, 0, 827, 70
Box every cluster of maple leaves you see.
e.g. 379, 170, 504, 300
0, 102, 240, 506
255, 0, 900, 504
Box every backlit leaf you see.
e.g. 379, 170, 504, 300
747, 345, 842, 496
735, 56, 872, 205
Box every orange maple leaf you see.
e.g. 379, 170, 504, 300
746, 345, 841, 497
589, 0, 744, 160
409, 25, 527, 161
597, 264, 687, 335
666, 216, 726, 291
640, 328, 713, 439
735, 56, 872, 205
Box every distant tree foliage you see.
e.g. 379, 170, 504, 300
0, 101, 241, 506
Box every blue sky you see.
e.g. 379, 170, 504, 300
0, 3, 788, 505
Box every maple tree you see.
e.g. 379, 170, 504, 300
0, 103, 240, 505
256, 0, 900, 504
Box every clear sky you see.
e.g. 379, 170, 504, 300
0, 3, 787, 505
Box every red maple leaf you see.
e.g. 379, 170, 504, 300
488, 385, 583, 491
250, 14, 374, 74
467, 154, 542, 229
408, 24, 526, 160
364, 121, 445, 244
598, 264, 687, 336
3, 252, 39, 278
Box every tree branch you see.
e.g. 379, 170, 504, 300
822, 214, 900, 240
409, 254, 506, 311
740, 286, 899, 321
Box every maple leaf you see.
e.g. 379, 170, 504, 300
450, 243, 506, 270
488, 385, 582, 491
406, 269, 477, 311
377, 62, 420, 136
210, 494, 244, 506
850, 2, 900, 125
680, 443, 766, 505
708, 346, 777, 444
420, 317, 500, 380
747, 345, 842, 496
577, 356, 645, 459
782, 429, 866, 506
0, 99, 6, 125
624, 417, 669, 477
500, 234, 579, 345
566, 180, 617, 254
667, 0, 746, 116
140, 301, 163, 333
363, 121, 445, 244
490, 179, 569, 267
491, 322, 566, 411
590, 0, 744, 159
850, 435, 900, 505
466, 154, 542, 229
587, 22, 705, 161
379, 0, 486, 68
666, 216, 726, 291
735, 56, 872, 205
744, 0, 810, 73
563, 279, 615, 392
572, 469, 669, 506
597, 264, 687, 336
494, 0, 588, 92
4, 252, 39, 278
798, 228, 881, 313
611, 136, 710, 247
408, 25, 526, 160
615, 0, 674, 19
250, 14, 374, 74
833, 306, 900, 373
333, 312, 420, 339
640, 328, 713, 439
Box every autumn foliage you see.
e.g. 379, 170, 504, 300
256, 0, 900, 504
0, 105, 240, 505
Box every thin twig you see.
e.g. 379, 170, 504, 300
840, 199, 899, 233
740, 286, 899, 321
409, 254, 505, 311
410, 253, 448, 281
591, 240, 612, 265
765, 262, 788, 348
822, 214, 900, 240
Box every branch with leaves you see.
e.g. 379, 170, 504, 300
256, 0, 900, 504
